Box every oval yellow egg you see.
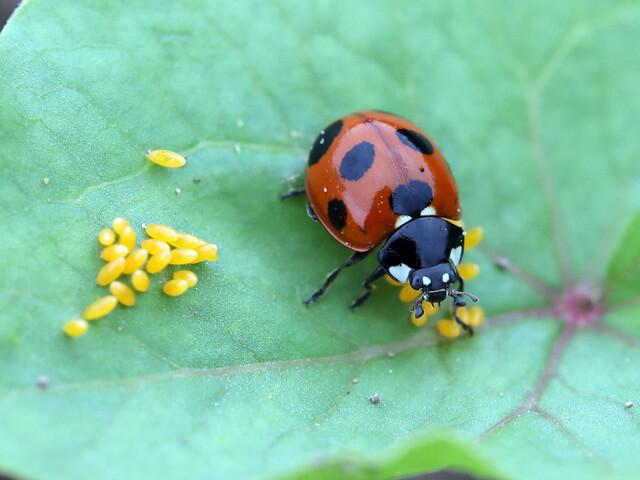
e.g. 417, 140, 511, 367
112, 217, 130, 235
195, 243, 218, 262
163, 279, 189, 296
464, 227, 484, 250
98, 228, 116, 246
123, 248, 149, 274
147, 150, 187, 168
174, 270, 198, 287
83, 295, 118, 320
101, 244, 129, 261
141, 239, 170, 255
170, 233, 200, 249
97, 258, 125, 286
146, 250, 172, 274
437, 319, 461, 339
64, 318, 89, 337
145, 224, 178, 243
170, 248, 198, 265
109, 281, 136, 307
399, 284, 421, 302
131, 270, 150, 292
458, 263, 480, 281
119, 226, 136, 251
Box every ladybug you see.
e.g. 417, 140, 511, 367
283, 110, 478, 332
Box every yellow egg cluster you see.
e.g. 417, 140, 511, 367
387, 224, 485, 338
64, 218, 218, 337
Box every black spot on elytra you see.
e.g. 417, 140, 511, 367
308, 119, 343, 166
388, 181, 434, 217
327, 198, 347, 231
396, 129, 434, 155
339, 141, 375, 181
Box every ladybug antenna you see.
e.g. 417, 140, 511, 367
448, 288, 479, 304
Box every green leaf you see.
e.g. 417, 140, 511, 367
1, 1, 640, 480
607, 208, 640, 304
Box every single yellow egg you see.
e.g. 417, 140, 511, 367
98, 228, 116, 246
455, 306, 469, 324
83, 295, 118, 320
147, 149, 187, 168
170, 248, 198, 265
458, 263, 480, 281
109, 281, 136, 307
464, 227, 484, 250
399, 283, 421, 302
101, 244, 129, 261
385, 275, 403, 287
97, 258, 126, 286
131, 270, 150, 292
467, 306, 485, 327
64, 318, 89, 336
162, 279, 189, 296
123, 248, 149, 274
411, 310, 428, 327
145, 224, 179, 243
112, 217, 130, 235
141, 239, 170, 255
146, 250, 172, 274
195, 243, 218, 262
170, 233, 201, 249
437, 319, 461, 338
119, 226, 136, 251
422, 301, 439, 316
174, 270, 198, 287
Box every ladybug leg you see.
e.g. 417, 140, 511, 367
280, 187, 306, 199
304, 250, 372, 305
350, 266, 385, 309
451, 295, 473, 336
306, 201, 319, 222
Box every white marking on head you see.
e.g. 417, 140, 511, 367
422, 276, 431, 286
389, 263, 412, 283
395, 215, 412, 228
319, 138, 325, 144
449, 246, 462, 266
420, 206, 436, 217
442, 273, 450, 283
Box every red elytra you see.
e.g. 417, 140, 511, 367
304, 110, 461, 252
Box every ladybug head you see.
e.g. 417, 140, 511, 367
378, 216, 478, 318
408, 263, 458, 304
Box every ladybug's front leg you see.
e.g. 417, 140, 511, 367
305, 250, 372, 305
451, 295, 473, 336
350, 266, 386, 309
280, 187, 306, 199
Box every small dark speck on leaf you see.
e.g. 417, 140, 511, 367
37, 375, 49, 389
495, 257, 510, 270
369, 393, 380, 404
193, 177, 201, 183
